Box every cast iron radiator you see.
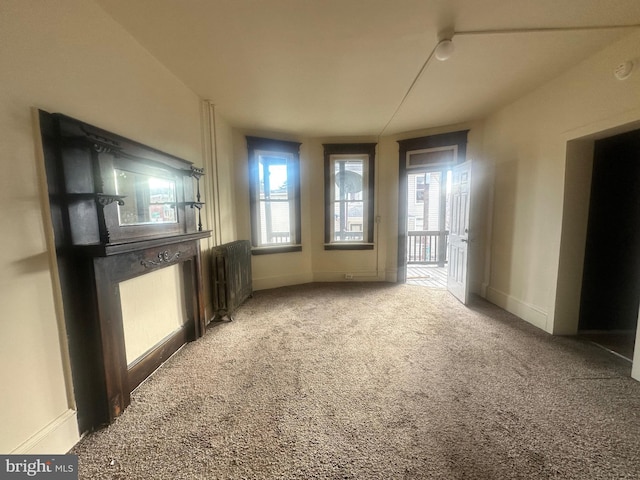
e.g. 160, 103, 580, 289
212, 240, 252, 321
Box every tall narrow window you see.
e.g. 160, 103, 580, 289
247, 136, 301, 254
323, 143, 376, 250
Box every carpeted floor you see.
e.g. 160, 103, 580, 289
72, 283, 640, 479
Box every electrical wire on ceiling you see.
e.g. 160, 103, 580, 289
378, 22, 640, 138
377, 41, 440, 138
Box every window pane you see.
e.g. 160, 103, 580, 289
258, 155, 291, 244
334, 160, 363, 201
259, 156, 288, 200
259, 160, 266, 198
333, 202, 341, 238
260, 201, 291, 244
408, 172, 445, 231
331, 157, 367, 242
415, 175, 425, 203
248, 137, 301, 250
323, 144, 375, 248
269, 201, 290, 237
333, 201, 363, 241
267, 163, 288, 198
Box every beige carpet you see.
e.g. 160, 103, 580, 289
73, 282, 640, 479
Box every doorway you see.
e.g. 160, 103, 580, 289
405, 169, 451, 288
396, 130, 470, 299
578, 128, 640, 361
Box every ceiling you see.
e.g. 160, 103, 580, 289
95, 0, 640, 137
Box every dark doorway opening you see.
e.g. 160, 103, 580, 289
579, 128, 640, 360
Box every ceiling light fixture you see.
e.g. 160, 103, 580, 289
614, 59, 636, 80
434, 39, 454, 61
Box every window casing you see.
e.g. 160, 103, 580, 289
247, 136, 301, 254
323, 143, 376, 250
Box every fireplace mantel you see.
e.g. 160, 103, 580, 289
39, 111, 211, 432
81, 230, 210, 426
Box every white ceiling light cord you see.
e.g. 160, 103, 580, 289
454, 24, 640, 37
378, 42, 440, 137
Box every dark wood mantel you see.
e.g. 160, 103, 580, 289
83, 230, 211, 426
39, 111, 212, 432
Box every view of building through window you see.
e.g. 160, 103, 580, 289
331, 157, 365, 241
323, 143, 375, 249
406, 170, 452, 265
247, 136, 301, 252
407, 171, 451, 231
258, 155, 291, 244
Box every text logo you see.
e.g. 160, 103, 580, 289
0, 455, 77, 479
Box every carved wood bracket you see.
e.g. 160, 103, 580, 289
140, 250, 181, 268
96, 193, 127, 207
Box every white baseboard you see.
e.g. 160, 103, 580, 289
312, 271, 385, 283
253, 272, 313, 291
385, 269, 398, 283
11, 409, 79, 454
485, 286, 549, 332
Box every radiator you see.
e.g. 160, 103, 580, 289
211, 240, 252, 322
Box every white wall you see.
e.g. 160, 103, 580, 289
120, 265, 187, 366
481, 30, 640, 335
0, 0, 203, 453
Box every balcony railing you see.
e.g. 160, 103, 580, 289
268, 232, 291, 243
407, 230, 448, 265
334, 232, 364, 241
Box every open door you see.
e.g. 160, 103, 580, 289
397, 130, 470, 283
448, 161, 472, 304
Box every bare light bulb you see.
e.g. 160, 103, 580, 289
434, 39, 454, 61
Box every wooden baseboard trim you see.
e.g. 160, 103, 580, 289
128, 324, 190, 392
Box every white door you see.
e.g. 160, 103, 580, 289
447, 161, 472, 304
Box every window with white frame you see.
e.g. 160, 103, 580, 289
247, 136, 301, 254
323, 143, 376, 250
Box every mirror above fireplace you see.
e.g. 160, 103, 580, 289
114, 168, 178, 226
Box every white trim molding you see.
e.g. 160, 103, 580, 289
252, 272, 314, 292
11, 409, 79, 454
486, 286, 549, 332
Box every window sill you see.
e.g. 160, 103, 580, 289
324, 243, 374, 251
251, 244, 302, 255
